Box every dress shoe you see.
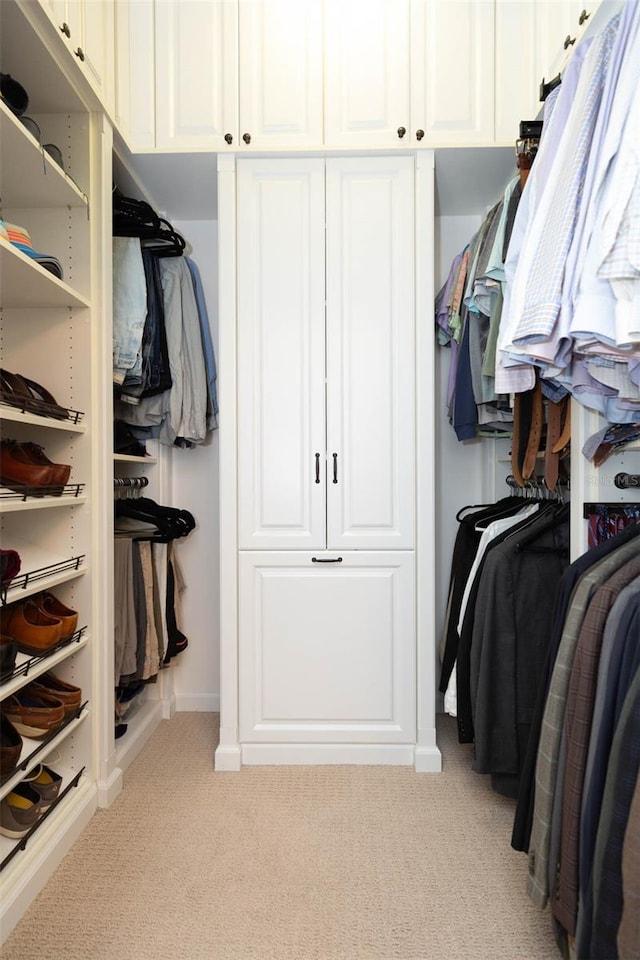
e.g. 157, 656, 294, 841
1, 634, 18, 681
0, 439, 55, 495
1, 548, 21, 596
1, 599, 63, 656
0, 782, 42, 838
34, 593, 78, 641
0, 368, 68, 419
17, 443, 70, 493
28, 671, 81, 719
2, 689, 65, 739
24, 764, 62, 809
0, 713, 22, 780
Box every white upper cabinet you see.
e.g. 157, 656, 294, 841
238, 0, 323, 148
114, 0, 155, 149
40, 0, 115, 113
495, 0, 601, 145
325, 156, 415, 549
155, 0, 238, 150
237, 159, 327, 549
415, 0, 494, 145
324, 0, 413, 147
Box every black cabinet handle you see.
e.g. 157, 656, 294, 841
564, 34, 576, 49
224, 133, 233, 144
311, 557, 343, 563
579, 8, 590, 25
332, 453, 338, 484
75, 47, 85, 61
315, 452, 320, 484
397, 126, 406, 139
60, 22, 71, 37
416, 129, 425, 141
243, 132, 251, 144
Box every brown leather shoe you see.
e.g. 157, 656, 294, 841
0, 599, 63, 656
0, 439, 55, 493
2, 690, 65, 739
27, 671, 81, 719
1, 634, 17, 680
0, 713, 22, 780
34, 593, 78, 640
16, 443, 70, 492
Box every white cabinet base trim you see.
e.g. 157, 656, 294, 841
96, 768, 124, 809
413, 745, 443, 773
241, 743, 416, 766
214, 744, 242, 771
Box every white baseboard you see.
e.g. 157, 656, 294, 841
175, 693, 220, 712
240, 742, 416, 765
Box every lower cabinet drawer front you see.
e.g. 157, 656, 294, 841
239, 551, 415, 743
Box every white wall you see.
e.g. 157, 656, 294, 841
169, 219, 220, 711
433, 215, 485, 684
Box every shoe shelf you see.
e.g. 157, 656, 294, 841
0, 405, 86, 432
0, 706, 89, 804
0, 629, 88, 700
114, 453, 158, 464
0, 486, 87, 514
3, 546, 87, 606
0, 238, 90, 310
0, 763, 87, 872
0, 100, 88, 211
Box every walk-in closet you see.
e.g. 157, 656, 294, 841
1, 1, 638, 958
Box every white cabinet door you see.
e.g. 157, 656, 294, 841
237, 159, 327, 550
155, 0, 238, 150
238, 0, 323, 148
417, 0, 494, 144
326, 156, 415, 550
495, 0, 539, 144
239, 552, 416, 744
79, 0, 114, 113
114, 0, 155, 149
324, 0, 411, 147
40, 0, 114, 112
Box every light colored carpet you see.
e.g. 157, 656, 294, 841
3, 713, 560, 960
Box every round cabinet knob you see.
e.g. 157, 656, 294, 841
579, 8, 590, 25
60, 21, 71, 38
224, 133, 233, 144
397, 126, 406, 139
242, 132, 251, 144
564, 34, 576, 49
75, 47, 85, 61
415, 129, 425, 141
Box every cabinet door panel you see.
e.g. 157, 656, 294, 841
239, 552, 416, 742
326, 157, 415, 550
155, 0, 237, 149
324, 0, 410, 147
420, 0, 494, 144
81, 0, 114, 111
238, 0, 323, 148
237, 159, 326, 550
115, 0, 155, 149
495, 0, 538, 144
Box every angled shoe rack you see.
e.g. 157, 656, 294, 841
0, 0, 110, 939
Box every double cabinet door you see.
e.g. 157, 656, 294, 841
236, 155, 416, 552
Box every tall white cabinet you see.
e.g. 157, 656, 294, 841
217, 152, 440, 769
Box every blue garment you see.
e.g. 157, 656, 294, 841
186, 257, 218, 430
453, 309, 478, 441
